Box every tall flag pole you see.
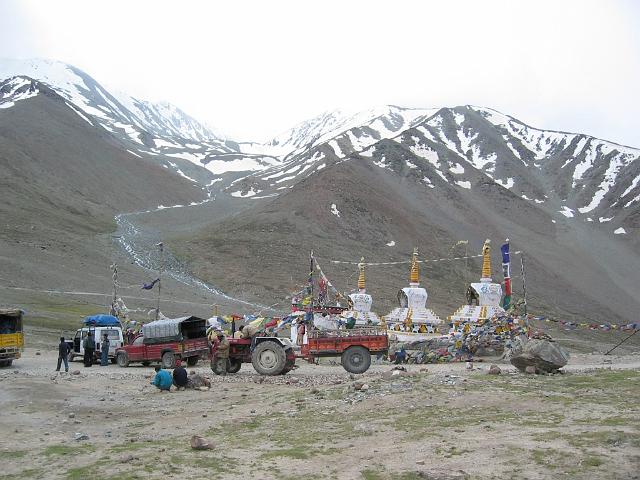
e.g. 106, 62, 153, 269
156, 242, 164, 321
520, 253, 527, 316
501, 239, 512, 309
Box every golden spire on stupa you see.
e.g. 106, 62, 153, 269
481, 239, 492, 281
410, 247, 420, 285
357, 258, 366, 292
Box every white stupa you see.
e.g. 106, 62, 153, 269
449, 239, 505, 323
385, 248, 444, 341
341, 260, 380, 325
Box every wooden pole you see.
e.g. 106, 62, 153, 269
156, 242, 164, 321
520, 254, 527, 316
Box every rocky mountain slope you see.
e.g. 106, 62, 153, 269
1, 58, 638, 324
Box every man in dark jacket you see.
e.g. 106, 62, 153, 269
56, 337, 70, 372
172, 359, 188, 390
100, 333, 110, 366
83, 332, 95, 367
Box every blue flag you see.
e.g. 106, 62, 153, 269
500, 242, 510, 264
142, 278, 160, 290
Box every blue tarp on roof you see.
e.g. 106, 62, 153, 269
83, 314, 121, 327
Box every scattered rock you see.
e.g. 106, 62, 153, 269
416, 460, 425, 465
198, 386, 209, 392
353, 381, 365, 391
35, 352, 41, 356
68, 413, 75, 419
510, 338, 569, 373
71, 370, 81, 375
202, 414, 207, 418
488, 365, 502, 375
525, 366, 537, 375
190, 435, 213, 450
360, 384, 370, 391
74, 432, 89, 441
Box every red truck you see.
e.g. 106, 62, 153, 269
115, 316, 209, 368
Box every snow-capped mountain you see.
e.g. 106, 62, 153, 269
268, 105, 438, 158
229, 105, 639, 239
0, 58, 218, 142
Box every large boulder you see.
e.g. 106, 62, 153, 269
510, 338, 569, 373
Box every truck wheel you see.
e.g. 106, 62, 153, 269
252, 341, 286, 376
341, 346, 371, 374
0, 360, 11, 368
186, 356, 199, 367
116, 352, 129, 367
227, 358, 242, 374
161, 352, 176, 369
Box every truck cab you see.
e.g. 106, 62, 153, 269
0, 309, 24, 367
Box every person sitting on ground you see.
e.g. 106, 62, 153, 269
151, 365, 172, 391
394, 347, 407, 365
172, 359, 188, 390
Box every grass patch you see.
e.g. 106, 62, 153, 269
582, 456, 605, 467
0, 450, 27, 460
0, 468, 44, 479
44, 444, 95, 456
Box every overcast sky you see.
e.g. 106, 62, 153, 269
1, 0, 639, 145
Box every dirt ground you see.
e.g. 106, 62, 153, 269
1, 343, 639, 480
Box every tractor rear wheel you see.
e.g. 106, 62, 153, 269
161, 351, 176, 369
252, 341, 286, 375
341, 346, 371, 374
116, 351, 129, 367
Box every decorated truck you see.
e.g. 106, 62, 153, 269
210, 326, 388, 376
115, 316, 208, 368
0, 309, 24, 367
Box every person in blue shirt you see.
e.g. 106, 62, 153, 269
151, 366, 172, 391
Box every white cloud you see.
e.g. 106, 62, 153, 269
0, 0, 638, 146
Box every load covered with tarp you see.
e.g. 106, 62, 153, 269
83, 314, 121, 327
142, 316, 207, 344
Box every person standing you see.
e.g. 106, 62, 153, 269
172, 359, 188, 390
100, 333, 110, 366
296, 320, 306, 345
215, 332, 230, 376
56, 336, 70, 372
83, 332, 95, 367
